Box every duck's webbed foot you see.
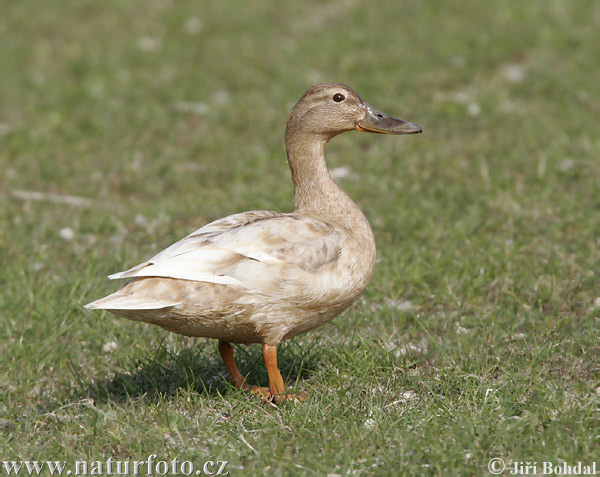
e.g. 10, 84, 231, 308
249, 385, 308, 404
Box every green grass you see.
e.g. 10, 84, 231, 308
1, 0, 599, 474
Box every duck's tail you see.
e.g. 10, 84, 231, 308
84, 292, 179, 311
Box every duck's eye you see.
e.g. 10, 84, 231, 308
333, 93, 345, 102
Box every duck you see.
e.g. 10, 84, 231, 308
85, 83, 421, 403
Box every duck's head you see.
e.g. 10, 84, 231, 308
286, 83, 421, 140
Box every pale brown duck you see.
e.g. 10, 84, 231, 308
85, 83, 421, 402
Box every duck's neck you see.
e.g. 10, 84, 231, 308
285, 129, 371, 232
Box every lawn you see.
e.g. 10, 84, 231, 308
1, 0, 599, 474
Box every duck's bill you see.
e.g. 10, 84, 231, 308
356, 104, 422, 135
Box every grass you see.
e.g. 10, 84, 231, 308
1, 0, 599, 474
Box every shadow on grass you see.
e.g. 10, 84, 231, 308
70, 338, 323, 404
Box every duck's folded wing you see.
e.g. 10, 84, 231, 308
107, 211, 341, 289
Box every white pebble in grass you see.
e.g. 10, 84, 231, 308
59, 227, 75, 241
330, 166, 357, 180
558, 158, 575, 172
433, 90, 470, 104
467, 102, 481, 117
137, 36, 162, 52
385, 391, 418, 408
401, 390, 418, 401
184, 17, 203, 35
385, 298, 413, 312
213, 90, 230, 105
134, 214, 149, 228
453, 91, 470, 104
502, 64, 526, 83
363, 418, 376, 430
451, 56, 466, 67
173, 101, 210, 116
103, 341, 118, 353
394, 342, 428, 358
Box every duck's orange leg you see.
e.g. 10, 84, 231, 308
218, 340, 250, 390
218, 340, 306, 403
262, 344, 287, 402
261, 344, 308, 403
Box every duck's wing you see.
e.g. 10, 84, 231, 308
105, 211, 341, 289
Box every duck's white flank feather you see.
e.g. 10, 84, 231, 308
99, 210, 340, 299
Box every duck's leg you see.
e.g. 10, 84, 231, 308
218, 340, 250, 390
217, 340, 275, 399
260, 343, 308, 403
262, 344, 287, 402
218, 340, 306, 403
